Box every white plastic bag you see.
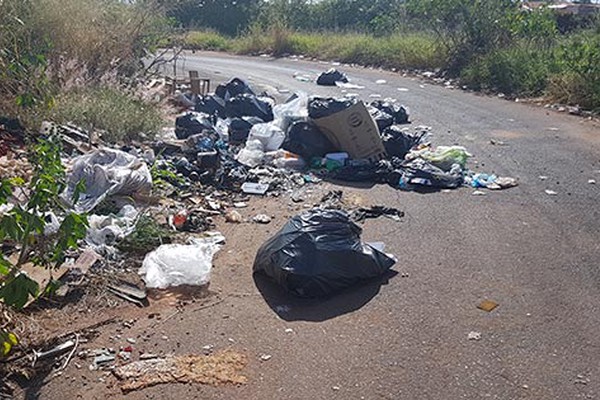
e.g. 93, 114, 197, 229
236, 139, 265, 167
139, 233, 224, 289
273, 92, 308, 130
64, 149, 152, 212
247, 123, 285, 152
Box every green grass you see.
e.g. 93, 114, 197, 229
49, 86, 165, 143
184, 29, 446, 71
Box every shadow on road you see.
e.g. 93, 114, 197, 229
253, 270, 398, 322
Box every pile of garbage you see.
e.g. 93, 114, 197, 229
1, 74, 518, 306
169, 76, 515, 193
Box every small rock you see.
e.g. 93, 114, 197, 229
126, 338, 136, 344
260, 354, 272, 361
545, 190, 558, 196
332, 386, 340, 391
467, 331, 482, 341
588, 179, 596, 185
285, 328, 294, 334
472, 190, 486, 196
539, 175, 549, 181
253, 214, 272, 224
522, 384, 529, 390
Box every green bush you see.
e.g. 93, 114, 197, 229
50, 87, 164, 143
550, 32, 600, 110
461, 45, 557, 96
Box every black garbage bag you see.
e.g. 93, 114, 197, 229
225, 94, 274, 122
316, 69, 349, 86
175, 112, 216, 140
308, 97, 355, 119
253, 209, 396, 298
281, 121, 336, 161
393, 158, 463, 190
215, 77, 255, 100
370, 100, 409, 124
194, 95, 226, 118
381, 126, 427, 158
228, 116, 264, 143
368, 105, 394, 133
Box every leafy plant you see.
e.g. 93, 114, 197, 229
0, 330, 18, 357
0, 136, 88, 310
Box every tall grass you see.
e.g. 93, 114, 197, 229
185, 29, 446, 70
49, 87, 164, 143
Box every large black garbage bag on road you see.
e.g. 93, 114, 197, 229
281, 121, 336, 161
316, 69, 349, 86
175, 112, 216, 140
215, 78, 255, 100
253, 209, 396, 298
381, 126, 426, 158
370, 100, 409, 124
225, 94, 274, 122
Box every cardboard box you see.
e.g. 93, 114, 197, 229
312, 101, 387, 161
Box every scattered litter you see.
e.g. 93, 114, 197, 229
335, 82, 364, 90
316, 69, 348, 86
113, 350, 247, 392
472, 190, 486, 196
545, 190, 558, 196
107, 282, 147, 307
259, 354, 272, 362
139, 233, 224, 288
539, 176, 548, 181
284, 328, 294, 334
34, 340, 76, 363
467, 331, 482, 341
375, 79, 387, 85
397, 88, 409, 92
233, 202, 248, 208
126, 338, 136, 344
490, 139, 507, 146
252, 214, 272, 224
253, 209, 396, 297
477, 300, 499, 312
241, 182, 269, 195
225, 210, 243, 223
351, 206, 404, 222
588, 179, 596, 185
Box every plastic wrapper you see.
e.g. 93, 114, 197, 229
63, 149, 152, 213
139, 233, 224, 289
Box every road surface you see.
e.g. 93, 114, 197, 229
40, 51, 600, 400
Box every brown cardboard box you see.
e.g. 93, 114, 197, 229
312, 101, 387, 161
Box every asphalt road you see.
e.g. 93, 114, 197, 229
41, 52, 600, 400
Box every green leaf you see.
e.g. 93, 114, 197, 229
71, 178, 87, 204
0, 180, 13, 205
0, 256, 11, 276
52, 212, 89, 264
1, 330, 19, 357
0, 273, 39, 309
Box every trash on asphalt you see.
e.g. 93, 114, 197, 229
477, 300, 499, 312
253, 209, 396, 297
139, 233, 224, 289
467, 331, 482, 341
316, 68, 349, 86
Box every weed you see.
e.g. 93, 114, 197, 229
117, 215, 172, 255
49, 86, 165, 143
